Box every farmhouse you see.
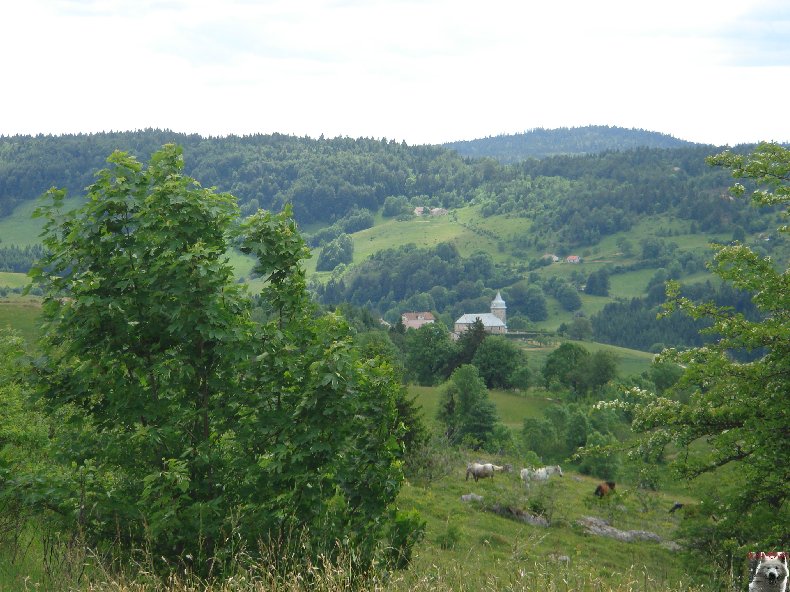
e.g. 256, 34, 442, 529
413, 206, 449, 216
566, 255, 581, 264
453, 292, 507, 336
401, 311, 435, 330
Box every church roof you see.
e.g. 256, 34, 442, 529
454, 313, 506, 328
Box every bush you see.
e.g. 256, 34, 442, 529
435, 519, 461, 550
384, 509, 426, 569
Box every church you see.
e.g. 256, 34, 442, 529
453, 292, 507, 336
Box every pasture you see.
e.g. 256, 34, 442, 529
409, 384, 557, 432
0, 195, 84, 246
515, 339, 656, 379
0, 271, 30, 289
398, 459, 699, 591
0, 297, 41, 346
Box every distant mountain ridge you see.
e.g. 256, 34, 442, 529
444, 125, 699, 163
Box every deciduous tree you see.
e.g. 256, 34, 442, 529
620, 143, 790, 564
21, 145, 408, 574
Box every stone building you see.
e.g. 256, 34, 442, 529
453, 292, 507, 336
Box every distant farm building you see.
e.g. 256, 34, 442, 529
454, 292, 507, 336
413, 206, 449, 216
401, 311, 435, 330
566, 255, 581, 264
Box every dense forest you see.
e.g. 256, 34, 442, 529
444, 125, 695, 163
0, 129, 744, 236
2, 131, 779, 257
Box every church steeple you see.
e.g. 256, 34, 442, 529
490, 291, 506, 325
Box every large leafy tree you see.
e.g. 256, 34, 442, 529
624, 143, 789, 563
404, 322, 456, 385
21, 145, 406, 573
542, 342, 590, 392
436, 364, 499, 448
471, 335, 523, 389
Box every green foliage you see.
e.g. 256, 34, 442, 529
404, 322, 456, 386
436, 365, 499, 449
584, 269, 610, 296
504, 281, 548, 322
316, 233, 354, 271
625, 143, 790, 567
383, 509, 427, 569
521, 417, 558, 460
542, 342, 590, 392
435, 519, 461, 550
450, 317, 487, 371
470, 335, 523, 389
648, 360, 684, 394
566, 316, 593, 340
577, 431, 620, 480
16, 145, 410, 575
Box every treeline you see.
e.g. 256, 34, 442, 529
0, 132, 773, 249
0, 131, 483, 224
483, 145, 776, 248
0, 243, 45, 272
590, 279, 760, 351
445, 125, 694, 163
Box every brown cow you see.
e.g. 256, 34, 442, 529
594, 481, 616, 497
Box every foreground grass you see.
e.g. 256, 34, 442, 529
78, 563, 709, 592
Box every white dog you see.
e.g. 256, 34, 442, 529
749, 553, 788, 592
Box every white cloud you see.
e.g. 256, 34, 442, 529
2, 0, 789, 144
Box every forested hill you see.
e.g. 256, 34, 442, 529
444, 126, 697, 163
2, 129, 715, 229
0, 131, 470, 223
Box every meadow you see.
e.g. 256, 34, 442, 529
0, 295, 41, 346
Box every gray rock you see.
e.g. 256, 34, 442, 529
576, 516, 662, 543
461, 493, 484, 503
490, 504, 549, 527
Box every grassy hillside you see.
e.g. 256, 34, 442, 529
0, 189, 730, 337
0, 295, 41, 346
397, 466, 698, 590
0, 271, 30, 289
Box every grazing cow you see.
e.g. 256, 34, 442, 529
520, 465, 563, 488
466, 462, 504, 482
594, 481, 616, 497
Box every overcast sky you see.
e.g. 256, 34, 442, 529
3, 0, 789, 146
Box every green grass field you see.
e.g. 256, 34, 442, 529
0, 296, 42, 346
0, 195, 85, 246
410, 384, 556, 432
397, 455, 698, 590
0, 271, 31, 289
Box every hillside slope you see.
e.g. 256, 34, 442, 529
444, 125, 697, 162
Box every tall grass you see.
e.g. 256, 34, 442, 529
10, 538, 714, 592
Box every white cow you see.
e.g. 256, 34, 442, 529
520, 465, 563, 488
466, 462, 505, 482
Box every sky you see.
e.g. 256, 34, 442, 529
3, 0, 790, 146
